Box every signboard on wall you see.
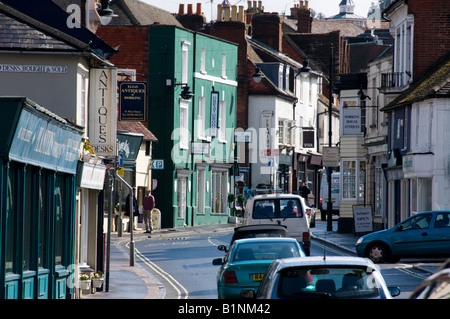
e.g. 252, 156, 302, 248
89, 68, 117, 156
343, 108, 361, 135
118, 81, 147, 121
261, 111, 274, 157
210, 91, 219, 137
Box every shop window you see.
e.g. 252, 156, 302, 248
6, 162, 18, 273
211, 170, 227, 214
39, 170, 51, 269
342, 160, 366, 200
23, 166, 36, 272
54, 174, 66, 266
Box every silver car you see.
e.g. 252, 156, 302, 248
242, 256, 400, 299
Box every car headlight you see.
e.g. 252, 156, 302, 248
356, 237, 363, 246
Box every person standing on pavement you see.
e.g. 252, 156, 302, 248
143, 189, 155, 233
299, 182, 310, 202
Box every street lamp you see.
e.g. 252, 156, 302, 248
166, 78, 194, 100
252, 67, 264, 83
299, 45, 335, 231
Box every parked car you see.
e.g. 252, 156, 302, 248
217, 224, 289, 253
356, 211, 450, 263
212, 238, 305, 299
305, 204, 316, 228
410, 259, 450, 299
244, 194, 311, 255
241, 256, 400, 299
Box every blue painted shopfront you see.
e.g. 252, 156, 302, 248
0, 97, 82, 299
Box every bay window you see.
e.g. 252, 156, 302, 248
342, 159, 366, 200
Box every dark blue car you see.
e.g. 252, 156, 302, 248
356, 211, 450, 263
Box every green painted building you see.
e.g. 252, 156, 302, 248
148, 25, 238, 228
0, 97, 83, 299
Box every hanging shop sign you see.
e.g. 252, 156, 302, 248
118, 81, 147, 121
89, 68, 117, 156
210, 91, 219, 137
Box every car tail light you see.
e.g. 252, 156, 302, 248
306, 208, 311, 216
302, 232, 310, 245
224, 271, 238, 283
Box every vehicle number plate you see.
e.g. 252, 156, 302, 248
252, 273, 264, 281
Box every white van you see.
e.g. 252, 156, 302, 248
244, 194, 311, 255
319, 171, 340, 220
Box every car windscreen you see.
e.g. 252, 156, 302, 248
252, 198, 303, 220
277, 266, 381, 299
232, 242, 301, 262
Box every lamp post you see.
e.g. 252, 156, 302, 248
300, 45, 334, 231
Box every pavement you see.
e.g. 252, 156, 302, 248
81, 218, 444, 299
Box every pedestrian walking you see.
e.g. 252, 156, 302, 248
143, 189, 155, 233
299, 182, 310, 202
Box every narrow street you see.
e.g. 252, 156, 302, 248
125, 221, 438, 299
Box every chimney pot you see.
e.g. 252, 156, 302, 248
187, 4, 193, 14
196, 3, 202, 15
178, 4, 184, 15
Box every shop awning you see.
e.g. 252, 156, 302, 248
0, 97, 83, 174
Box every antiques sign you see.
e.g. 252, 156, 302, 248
119, 81, 147, 121
89, 68, 117, 156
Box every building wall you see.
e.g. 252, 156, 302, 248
0, 53, 85, 123
148, 25, 238, 228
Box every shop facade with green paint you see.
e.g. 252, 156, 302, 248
148, 26, 238, 228
0, 97, 82, 299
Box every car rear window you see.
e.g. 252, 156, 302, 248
233, 242, 301, 262
252, 198, 303, 219
277, 266, 381, 299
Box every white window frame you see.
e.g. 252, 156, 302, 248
181, 41, 191, 84
196, 168, 206, 215
211, 169, 228, 214
341, 159, 366, 200
197, 92, 206, 140
221, 54, 227, 79
177, 177, 187, 220
200, 48, 206, 74
179, 100, 189, 149
218, 96, 226, 143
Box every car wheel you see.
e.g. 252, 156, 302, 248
366, 243, 388, 263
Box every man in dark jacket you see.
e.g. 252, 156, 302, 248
143, 189, 155, 233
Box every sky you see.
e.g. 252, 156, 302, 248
140, 0, 377, 22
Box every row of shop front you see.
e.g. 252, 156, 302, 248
0, 97, 150, 299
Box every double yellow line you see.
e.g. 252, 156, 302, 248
126, 242, 189, 299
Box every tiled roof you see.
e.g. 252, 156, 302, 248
0, 0, 117, 59
109, 0, 182, 27
0, 12, 75, 50
117, 120, 158, 141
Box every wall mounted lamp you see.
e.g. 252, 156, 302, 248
166, 78, 194, 100
252, 67, 264, 83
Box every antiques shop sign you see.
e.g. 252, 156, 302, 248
89, 68, 117, 156
119, 81, 147, 121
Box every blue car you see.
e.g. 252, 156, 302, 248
212, 238, 305, 299
356, 211, 450, 263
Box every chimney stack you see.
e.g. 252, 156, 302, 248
251, 13, 283, 52
297, 0, 312, 33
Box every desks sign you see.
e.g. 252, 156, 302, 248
151, 159, 164, 169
